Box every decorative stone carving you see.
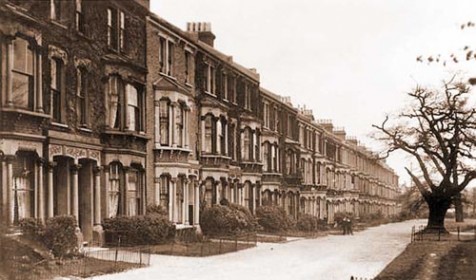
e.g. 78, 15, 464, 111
48, 45, 68, 64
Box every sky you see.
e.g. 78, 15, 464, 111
150, 0, 476, 186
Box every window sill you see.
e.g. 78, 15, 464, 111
103, 129, 149, 140
1, 107, 51, 119
50, 122, 69, 129
204, 91, 217, 97
154, 146, 192, 153
159, 72, 177, 80
50, 20, 68, 29
78, 126, 93, 133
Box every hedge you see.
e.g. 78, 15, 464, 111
200, 203, 257, 236
296, 214, 319, 232
102, 214, 175, 246
256, 206, 290, 232
43, 216, 79, 258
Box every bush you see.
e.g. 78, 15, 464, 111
19, 217, 44, 240
200, 204, 257, 236
296, 214, 319, 232
146, 204, 168, 216
43, 216, 78, 258
103, 214, 175, 246
256, 206, 290, 232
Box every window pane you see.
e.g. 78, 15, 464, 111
50, 59, 57, 89
13, 38, 28, 72
12, 72, 31, 108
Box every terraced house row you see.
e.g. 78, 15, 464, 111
0, 0, 400, 243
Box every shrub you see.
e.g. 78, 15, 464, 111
43, 216, 78, 258
296, 214, 319, 232
200, 204, 257, 236
256, 206, 290, 232
103, 214, 175, 246
19, 217, 44, 240
146, 204, 168, 216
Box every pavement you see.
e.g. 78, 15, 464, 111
89, 219, 426, 280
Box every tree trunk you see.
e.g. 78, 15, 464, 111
425, 196, 452, 233
454, 193, 464, 222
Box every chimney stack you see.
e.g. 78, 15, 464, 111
187, 22, 216, 47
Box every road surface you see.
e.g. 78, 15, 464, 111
90, 219, 425, 280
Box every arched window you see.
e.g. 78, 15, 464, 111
108, 162, 123, 217
160, 175, 170, 209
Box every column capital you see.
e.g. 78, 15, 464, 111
4, 155, 16, 163
36, 158, 47, 166
93, 166, 103, 174
71, 164, 82, 173
47, 161, 58, 170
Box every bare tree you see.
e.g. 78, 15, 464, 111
374, 79, 476, 232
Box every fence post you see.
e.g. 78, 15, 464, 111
235, 236, 238, 251
438, 229, 441, 241
200, 241, 204, 257
219, 238, 222, 254
458, 226, 460, 241
139, 247, 143, 267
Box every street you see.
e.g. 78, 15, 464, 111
91, 220, 426, 280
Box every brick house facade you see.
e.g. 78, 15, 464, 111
0, 0, 399, 242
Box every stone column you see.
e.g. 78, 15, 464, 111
154, 177, 161, 206
215, 182, 221, 205
37, 159, 45, 221
172, 178, 177, 223
71, 164, 80, 223
251, 184, 256, 215
93, 166, 102, 225
183, 179, 189, 225
103, 166, 110, 219
168, 178, 174, 221
230, 182, 235, 204
194, 181, 200, 225
1, 159, 7, 224
5, 156, 15, 225
47, 162, 55, 218
34, 161, 38, 218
